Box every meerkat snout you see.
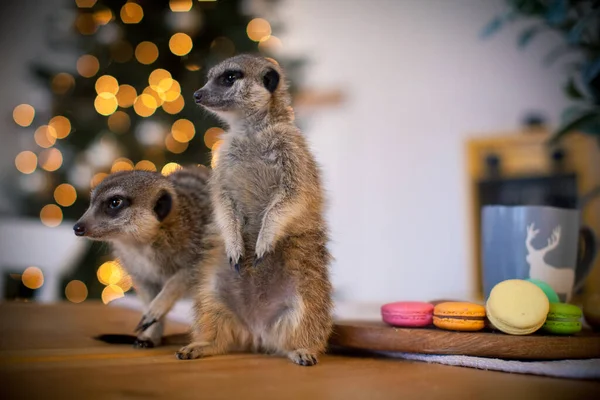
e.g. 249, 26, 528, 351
73, 222, 86, 236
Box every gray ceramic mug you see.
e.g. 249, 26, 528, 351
481, 205, 597, 301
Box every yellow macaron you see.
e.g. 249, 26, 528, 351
486, 279, 549, 335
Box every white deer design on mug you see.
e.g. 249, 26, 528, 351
525, 223, 575, 301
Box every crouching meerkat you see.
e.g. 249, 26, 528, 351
176, 54, 333, 366
74, 166, 214, 348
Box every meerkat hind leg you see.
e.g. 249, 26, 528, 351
288, 349, 318, 366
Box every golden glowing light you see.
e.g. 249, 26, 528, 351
49, 116, 71, 139
39, 148, 63, 172
91, 172, 108, 188
102, 284, 125, 304
22, 267, 44, 289
165, 134, 188, 154
111, 41, 134, 63
161, 162, 181, 175
135, 160, 157, 171
97, 260, 123, 286
40, 204, 63, 228
120, 2, 144, 24
259, 35, 282, 52
65, 280, 88, 303
170, 0, 192, 12
108, 111, 131, 133
133, 94, 157, 117
162, 95, 185, 114
247, 18, 271, 42
111, 159, 134, 173
143, 86, 165, 107
163, 80, 181, 102
15, 151, 37, 174
171, 119, 195, 143
185, 63, 201, 71
13, 104, 35, 127
204, 127, 223, 149
77, 55, 100, 78
94, 93, 118, 116
211, 139, 223, 169
76, 13, 97, 35
52, 73, 75, 94
116, 84, 137, 108
34, 125, 57, 148
210, 37, 235, 57
76, 0, 97, 7
149, 69, 173, 93
169, 33, 193, 56
54, 183, 77, 207
93, 8, 113, 25
95, 75, 119, 95
116, 274, 133, 292
135, 41, 159, 65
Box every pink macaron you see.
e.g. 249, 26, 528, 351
381, 301, 434, 327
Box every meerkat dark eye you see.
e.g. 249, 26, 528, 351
109, 198, 123, 209
105, 196, 129, 216
219, 70, 243, 87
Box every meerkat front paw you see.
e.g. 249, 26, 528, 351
225, 233, 244, 273
133, 338, 156, 349
288, 349, 318, 366
135, 313, 159, 332
175, 342, 211, 360
254, 230, 274, 261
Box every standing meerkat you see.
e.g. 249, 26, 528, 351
176, 54, 333, 366
74, 166, 214, 348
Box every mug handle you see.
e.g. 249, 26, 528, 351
574, 226, 598, 293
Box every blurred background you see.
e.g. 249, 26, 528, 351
1, 0, 599, 315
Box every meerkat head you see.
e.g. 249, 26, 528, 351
73, 171, 176, 243
193, 54, 290, 127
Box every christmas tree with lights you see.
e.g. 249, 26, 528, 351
10, 0, 304, 302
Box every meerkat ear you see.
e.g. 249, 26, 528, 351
263, 68, 280, 93
154, 191, 172, 222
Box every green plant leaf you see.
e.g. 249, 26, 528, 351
549, 109, 600, 145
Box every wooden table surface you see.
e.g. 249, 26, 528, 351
0, 302, 598, 400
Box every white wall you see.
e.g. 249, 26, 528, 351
274, 0, 573, 303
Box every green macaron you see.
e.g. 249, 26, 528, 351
526, 278, 560, 303
542, 303, 582, 335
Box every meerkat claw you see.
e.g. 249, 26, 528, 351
133, 338, 155, 349
253, 256, 263, 267
135, 316, 158, 332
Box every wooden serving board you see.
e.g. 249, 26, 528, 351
330, 321, 600, 360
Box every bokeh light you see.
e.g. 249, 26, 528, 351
108, 111, 131, 133
170, 0, 193, 12
54, 183, 77, 207
22, 267, 44, 289
76, 0, 97, 7
13, 104, 35, 127
95, 75, 119, 95
211, 139, 223, 169
116, 274, 133, 292
111, 41, 134, 63
120, 2, 144, 24
185, 63, 201, 71
163, 80, 181, 102
135, 160, 157, 171
169, 32, 193, 56
49, 116, 71, 139
116, 84, 137, 107
204, 127, 223, 149
65, 280, 88, 303
51, 73, 75, 94
91, 172, 108, 188
247, 18, 271, 42
34, 125, 57, 148
135, 41, 158, 65
111, 159, 134, 173
165, 134, 188, 154
162, 95, 185, 114
143, 86, 165, 107
171, 119, 195, 143
94, 93, 118, 116
40, 204, 63, 228
39, 148, 63, 172
102, 284, 125, 304
15, 151, 37, 174
259, 35, 283, 52
77, 55, 100, 78
149, 69, 173, 94
133, 94, 157, 117
75, 13, 97, 35
93, 8, 113, 25
97, 260, 123, 285
161, 162, 181, 175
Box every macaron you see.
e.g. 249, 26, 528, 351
381, 301, 434, 328
433, 302, 486, 331
486, 279, 549, 335
542, 303, 583, 335
526, 278, 560, 303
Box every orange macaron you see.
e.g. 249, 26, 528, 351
433, 302, 486, 332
